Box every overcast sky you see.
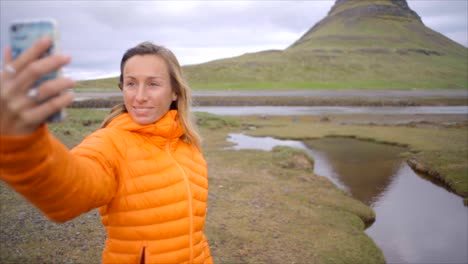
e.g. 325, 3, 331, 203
1, 0, 467, 80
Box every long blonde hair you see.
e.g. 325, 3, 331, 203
101, 42, 201, 149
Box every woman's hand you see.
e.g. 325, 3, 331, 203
0, 37, 75, 136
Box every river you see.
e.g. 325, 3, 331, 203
226, 134, 468, 264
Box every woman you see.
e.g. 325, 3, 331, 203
0, 39, 213, 264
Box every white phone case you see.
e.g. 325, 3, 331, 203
10, 19, 64, 122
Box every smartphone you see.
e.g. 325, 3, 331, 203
10, 19, 64, 122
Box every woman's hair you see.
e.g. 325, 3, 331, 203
100, 41, 201, 149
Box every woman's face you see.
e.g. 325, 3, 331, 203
122, 55, 177, 125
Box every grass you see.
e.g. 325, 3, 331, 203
195, 112, 240, 130
183, 49, 467, 90
74, 77, 119, 91
1, 108, 385, 264
2, 108, 466, 263
48, 109, 108, 146
189, 80, 467, 91
240, 115, 468, 199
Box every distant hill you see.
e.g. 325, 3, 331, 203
77, 0, 467, 90
183, 0, 467, 90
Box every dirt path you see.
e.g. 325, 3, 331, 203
74, 89, 468, 106
74, 89, 468, 99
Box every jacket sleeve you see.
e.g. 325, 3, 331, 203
0, 125, 119, 223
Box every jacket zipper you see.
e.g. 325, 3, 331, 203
166, 143, 194, 263
139, 246, 146, 264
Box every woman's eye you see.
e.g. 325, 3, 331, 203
124, 82, 138, 90
150, 82, 159, 87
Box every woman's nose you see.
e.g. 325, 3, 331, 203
135, 85, 148, 102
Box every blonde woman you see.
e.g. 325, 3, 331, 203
0, 39, 212, 264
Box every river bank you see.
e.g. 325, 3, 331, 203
238, 113, 467, 204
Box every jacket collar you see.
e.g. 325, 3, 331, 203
106, 110, 184, 140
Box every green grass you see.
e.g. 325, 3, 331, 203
76, 78, 467, 91
48, 109, 108, 147
183, 48, 467, 90
194, 112, 240, 129
189, 80, 467, 90
75, 77, 119, 91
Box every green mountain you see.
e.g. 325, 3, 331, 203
183, 0, 467, 90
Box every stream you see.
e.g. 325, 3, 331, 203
226, 133, 468, 264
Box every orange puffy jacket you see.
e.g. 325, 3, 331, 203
0, 110, 212, 264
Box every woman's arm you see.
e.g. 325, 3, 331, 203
0, 125, 119, 222
0, 35, 117, 222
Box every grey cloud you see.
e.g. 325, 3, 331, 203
408, 0, 467, 17
408, 0, 467, 45
76, 1, 333, 45
1, 0, 466, 80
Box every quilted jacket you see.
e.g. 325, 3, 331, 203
0, 110, 212, 264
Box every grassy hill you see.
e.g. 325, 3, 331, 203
75, 77, 118, 91
77, 0, 467, 91
183, 0, 467, 90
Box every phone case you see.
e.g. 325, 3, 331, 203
10, 19, 64, 122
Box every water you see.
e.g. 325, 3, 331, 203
366, 165, 468, 264
226, 133, 468, 264
194, 106, 468, 116
226, 133, 308, 151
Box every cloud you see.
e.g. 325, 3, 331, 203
408, 0, 468, 45
1, 0, 466, 80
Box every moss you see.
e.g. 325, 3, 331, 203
272, 146, 314, 171
194, 112, 240, 130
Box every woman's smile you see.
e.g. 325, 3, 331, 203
132, 106, 154, 115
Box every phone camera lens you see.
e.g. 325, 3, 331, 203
11, 25, 17, 32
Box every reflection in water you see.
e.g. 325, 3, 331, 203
303, 138, 405, 206
226, 133, 468, 264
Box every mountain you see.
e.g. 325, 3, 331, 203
183, 0, 467, 90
